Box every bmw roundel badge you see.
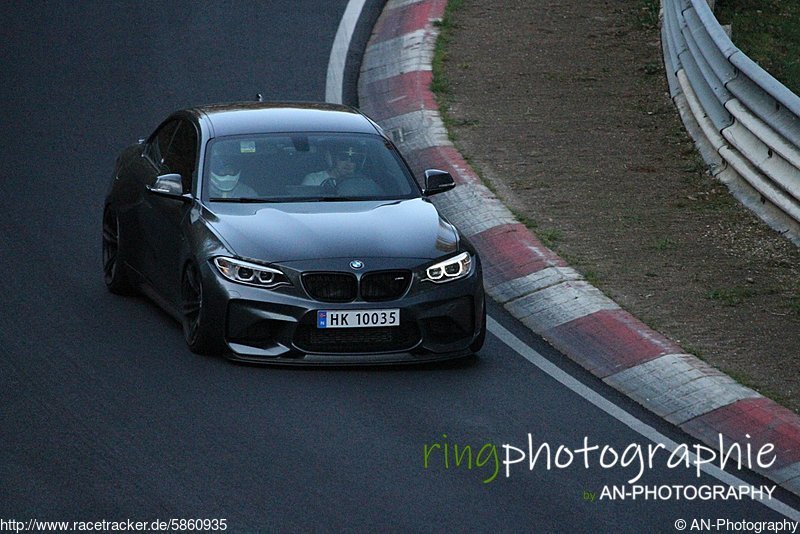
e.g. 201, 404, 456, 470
350, 260, 364, 270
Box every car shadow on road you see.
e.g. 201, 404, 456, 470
228, 353, 481, 372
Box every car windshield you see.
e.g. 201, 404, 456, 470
203, 132, 421, 202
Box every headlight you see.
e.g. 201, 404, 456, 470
423, 252, 472, 283
213, 257, 290, 289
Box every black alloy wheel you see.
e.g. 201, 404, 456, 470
181, 262, 222, 355
102, 208, 134, 294
181, 262, 204, 349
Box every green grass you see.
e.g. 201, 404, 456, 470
681, 342, 707, 361
431, 0, 463, 100
431, 0, 468, 143
584, 270, 602, 287
537, 228, 562, 249
450, 118, 480, 127
508, 205, 561, 250
653, 237, 677, 251
642, 61, 661, 76
508, 207, 538, 231
636, 0, 660, 30
790, 289, 800, 315
706, 285, 756, 306
715, 0, 800, 96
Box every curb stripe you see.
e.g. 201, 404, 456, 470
488, 267, 581, 303
377, 109, 451, 152
360, 72, 438, 120
402, 145, 482, 184
370, 0, 440, 42
361, 30, 432, 85
470, 224, 568, 286
545, 309, 680, 377
604, 353, 761, 425
680, 397, 800, 468
504, 280, 619, 332
429, 183, 517, 237
386, 0, 437, 9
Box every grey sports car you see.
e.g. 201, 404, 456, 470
103, 102, 485, 364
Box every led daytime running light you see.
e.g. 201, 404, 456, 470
425, 252, 471, 283
213, 257, 288, 289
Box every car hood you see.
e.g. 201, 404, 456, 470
205, 198, 459, 263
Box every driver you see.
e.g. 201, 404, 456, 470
302, 141, 366, 187
207, 155, 257, 199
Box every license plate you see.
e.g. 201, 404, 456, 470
317, 309, 400, 329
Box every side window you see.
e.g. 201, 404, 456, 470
162, 121, 198, 192
146, 120, 179, 167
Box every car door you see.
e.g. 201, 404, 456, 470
138, 118, 198, 307
121, 119, 180, 276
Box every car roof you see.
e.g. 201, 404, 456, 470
184, 102, 381, 138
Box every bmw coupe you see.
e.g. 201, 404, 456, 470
102, 102, 485, 364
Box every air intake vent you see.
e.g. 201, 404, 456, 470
293, 323, 420, 354
361, 270, 412, 301
302, 273, 357, 303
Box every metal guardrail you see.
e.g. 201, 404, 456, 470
661, 0, 800, 244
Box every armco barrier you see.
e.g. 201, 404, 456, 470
661, 0, 800, 245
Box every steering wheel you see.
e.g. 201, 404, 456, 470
319, 177, 337, 193
337, 175, 384, 196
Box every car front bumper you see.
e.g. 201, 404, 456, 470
200, 259, 485, 365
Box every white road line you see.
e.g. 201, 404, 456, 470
487, 316, 800, 520
326, 0, 368, 104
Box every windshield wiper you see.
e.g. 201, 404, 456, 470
209, 196, 380, 203
209, 197, 285, 203
315, 196, 365, 202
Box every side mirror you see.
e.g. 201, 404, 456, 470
422, 169, 456, 196
146, 173, 191, 202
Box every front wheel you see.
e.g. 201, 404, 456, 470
181, 262, 224, 355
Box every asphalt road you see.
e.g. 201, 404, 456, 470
0, 1, 797, 530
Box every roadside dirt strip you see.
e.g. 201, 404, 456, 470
357, 0, 800, 495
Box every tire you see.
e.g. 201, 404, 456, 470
181, 261, 224, 355
102, 208, 135, 295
